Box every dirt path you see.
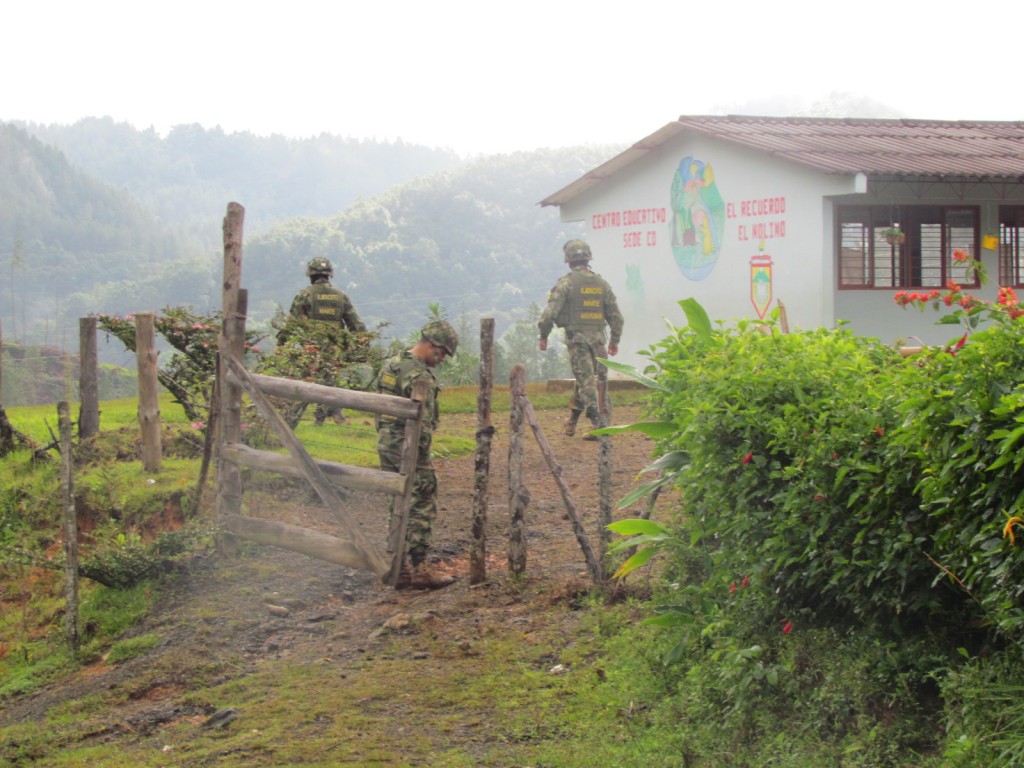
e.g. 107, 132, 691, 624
0, 404, 664, 758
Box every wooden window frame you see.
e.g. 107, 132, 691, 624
999, 206, 1024, 288
837, 205, 980, 290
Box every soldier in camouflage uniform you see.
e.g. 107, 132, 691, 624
282, 257, 367, 424
375, 319, 459, 589
538, 239, 624, 440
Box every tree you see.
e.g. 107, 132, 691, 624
96, 308, 265, 423
496, 303, 570, 383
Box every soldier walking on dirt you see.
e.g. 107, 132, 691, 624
375, 320, 459, 589
280, 257, 367, 425
538, 239, 624, 440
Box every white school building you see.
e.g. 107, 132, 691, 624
541, 116, 1024, 366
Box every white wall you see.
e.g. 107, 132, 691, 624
555, 133, 1024, 361
559, 133, 856, 367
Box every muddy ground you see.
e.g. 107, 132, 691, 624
0, 403, 666, 760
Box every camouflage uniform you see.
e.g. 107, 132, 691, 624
288, 282, 366, 334
375, 350, 441, 563
538, 242, 624, 433
283, 258, 366, 424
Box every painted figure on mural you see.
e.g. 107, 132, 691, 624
538, 239, 624, 440
375, 319, 459, 589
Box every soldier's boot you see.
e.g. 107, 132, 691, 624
409, 561, 456, 590
582, 411, 602, 442
563, 409, 582, 437
394, 558, 413, 590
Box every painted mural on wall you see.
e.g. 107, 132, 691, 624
670, 156, 726, 280
587, 155, 791, 328
750, 250, 773, 319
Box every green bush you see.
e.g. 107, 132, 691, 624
894, 319, 1024, 643
608, 297, 1024, 763
641, 305, 934, 630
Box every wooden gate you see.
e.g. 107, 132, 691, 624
215, 202, 424, 587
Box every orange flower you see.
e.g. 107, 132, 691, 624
952, 248, 971, 262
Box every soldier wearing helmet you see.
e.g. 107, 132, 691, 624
281, 257, 367, 424
287, 257, 366, 333
538, 239, 624, 439
374, 319, 459, 589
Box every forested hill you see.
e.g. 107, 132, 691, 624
0, 122, 201, 344
243, 146, 619, 339
19, 117, 463, 233
2, 116, 620, 350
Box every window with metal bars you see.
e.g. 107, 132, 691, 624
999, 206, 1024, 287
837, 206, 979, 289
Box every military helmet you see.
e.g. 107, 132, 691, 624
563, 239, 592, 263
306, 257, 333, 277
420, 319, 459, 356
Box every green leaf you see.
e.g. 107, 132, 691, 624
679, 297, 714, 345
608, 518, 670, 537
592, 420, 676, 437
642, 451, 689, 474
597, 358, 668, 391
612, 547, 656, 579
617, 477, 673, 508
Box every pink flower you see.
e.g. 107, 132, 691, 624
741, 576, 749, 588
742, 451, 753, 464
781, 621, 793, 635
952, 248, 971, 262
729, 582, 737, 594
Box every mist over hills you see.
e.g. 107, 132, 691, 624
1, 118, 620, 351
20, 117, 464, 233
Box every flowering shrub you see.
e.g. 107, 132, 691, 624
96, 307, 265, 422
893, 249, 1023, 332
256, 316, 382, 428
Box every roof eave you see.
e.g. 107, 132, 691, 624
539, 122, 686, 207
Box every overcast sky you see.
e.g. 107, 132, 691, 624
4, 0, 1020, 157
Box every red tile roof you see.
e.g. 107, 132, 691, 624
540, 115, 1024, 207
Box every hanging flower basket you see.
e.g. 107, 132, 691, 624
881, 227, 905, 245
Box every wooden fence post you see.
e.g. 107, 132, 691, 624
59, 401, 79, 651
385, 378, 429, 584
78, 317, 99, 439
507, 365, 529, 575
597, 372, 613, 576
134, 312, 161, 472
470, 318, 495, 584
216, 203, 245, 552
518, 387, 604, 584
